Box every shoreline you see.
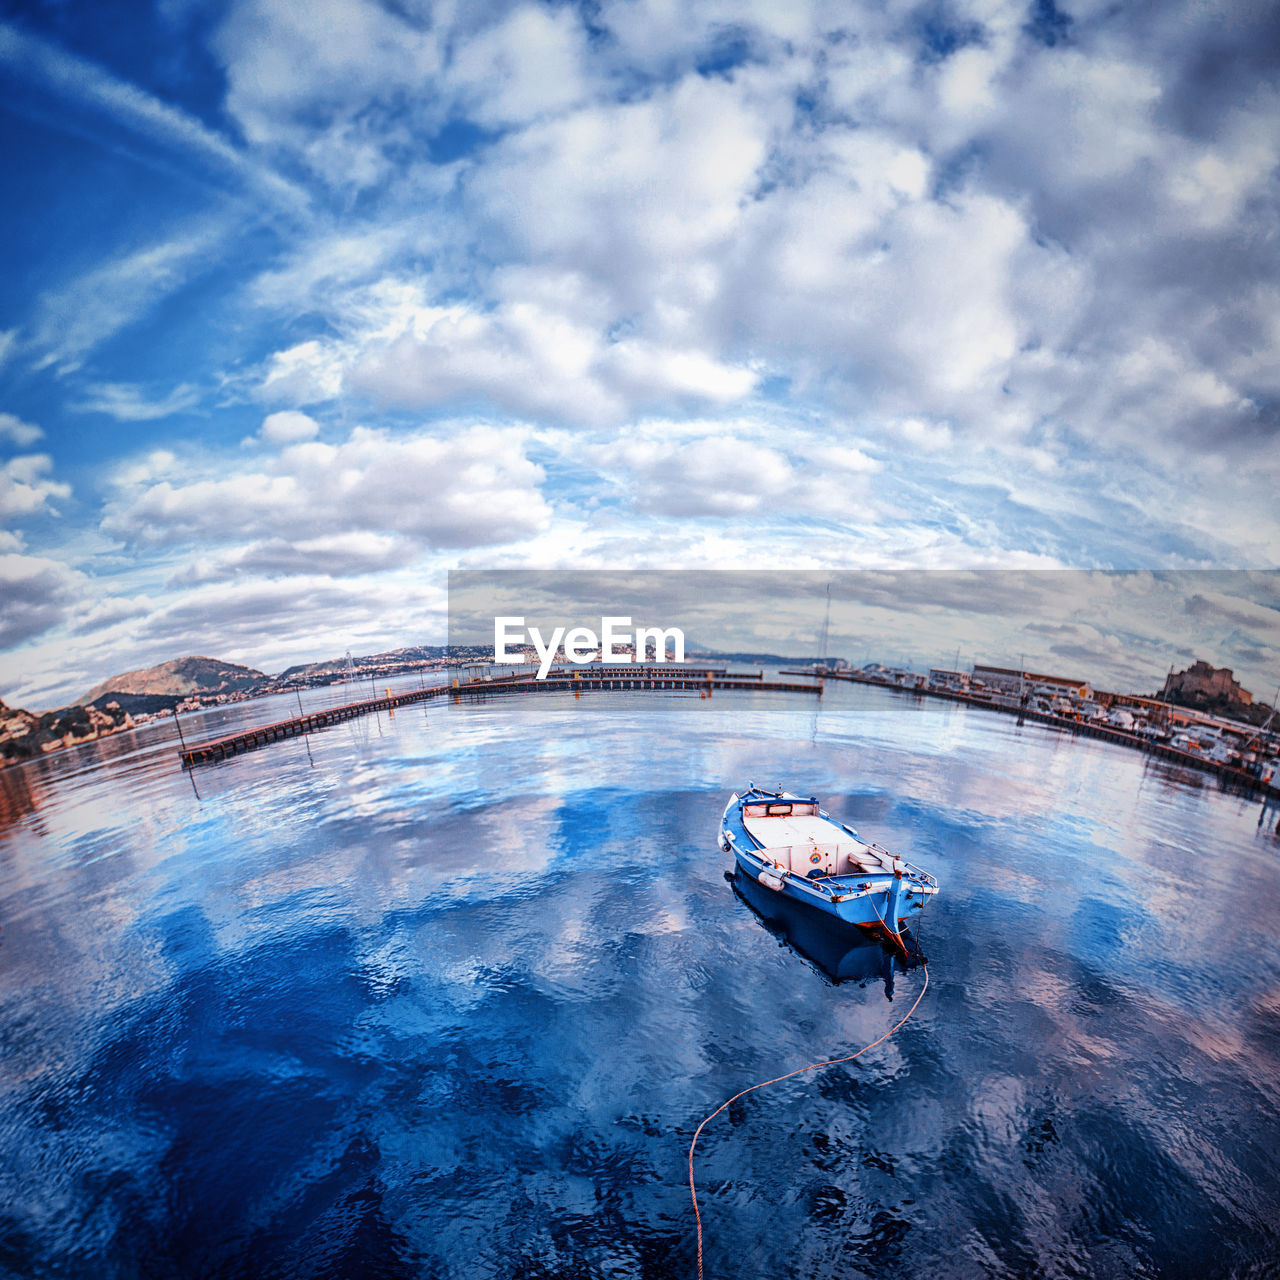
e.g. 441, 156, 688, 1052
799, 669, 1280, 803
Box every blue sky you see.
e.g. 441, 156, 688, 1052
1, 0, 1278, 708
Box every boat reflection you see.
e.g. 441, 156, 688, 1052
728, 867, 925, 997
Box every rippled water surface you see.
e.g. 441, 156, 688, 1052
2, 679, 1278, 1279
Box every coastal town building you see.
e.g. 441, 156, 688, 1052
971, 665, 1090, 699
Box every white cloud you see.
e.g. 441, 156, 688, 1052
70, 382, 202, 421
451, 6, 589, 126
29, 223, 233, 373
468, 74, 771, 290
66, 594, 156, 636
247, 223, 423, 312
0, 413, 43, 448
263, 284, 758, 425
212, 0, 442, 168
111, 449, 181, 488
4, 0, 1280, 699
172, 531, 417, 584
260, 338, 346, 403
586, 431, 880, 520
0, 454, 70, 520
897, 419, 955, 453
0, 19, 305, 210
201, 0, 1277, 501
0, 552, 84, 649
259, 410, 320, 444
102, 423, 551, 550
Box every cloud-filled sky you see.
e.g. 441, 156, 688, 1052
1, 0, 1278, 708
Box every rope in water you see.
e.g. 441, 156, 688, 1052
687, 962, 930, 1280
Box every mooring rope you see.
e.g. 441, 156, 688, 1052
687, 962, 930, 1279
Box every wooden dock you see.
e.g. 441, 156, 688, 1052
454, 670, 812, 697
178, 686, 449, 766
178, 667, 817, 767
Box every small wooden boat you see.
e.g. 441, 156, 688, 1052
720, 784, 938, 957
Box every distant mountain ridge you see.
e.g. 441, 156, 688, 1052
80, 656, 266, 705
277, 645, 448, 681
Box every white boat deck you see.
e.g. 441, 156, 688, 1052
742, 811, 898, 878
742, 812, 843, 848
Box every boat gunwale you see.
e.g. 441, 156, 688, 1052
724, 788, 938, 892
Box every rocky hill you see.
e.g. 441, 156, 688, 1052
80, 656, 266, 705
2, 696, 134, 763
1157, 659, 1272, 727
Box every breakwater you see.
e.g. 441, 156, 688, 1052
178, 667, 818, 767
457, 669, 813, 697
177, 686, 448, 766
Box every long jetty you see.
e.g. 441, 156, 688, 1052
178, 686, 449, 766
792, 669, 1279, 800
455, 668, 811, 697
178, 666, 818, 767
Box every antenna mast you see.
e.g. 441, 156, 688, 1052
818, 581, 831, 671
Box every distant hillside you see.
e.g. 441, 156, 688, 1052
277, 645, 449, 680
687, 646, 823, 666
2, 696, 134, 763
83, 692, 184, 715
80, 656, 266, 705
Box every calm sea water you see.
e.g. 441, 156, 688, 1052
1, 679, 1278, 1279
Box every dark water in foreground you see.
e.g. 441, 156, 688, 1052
1, 680, 1278, 1279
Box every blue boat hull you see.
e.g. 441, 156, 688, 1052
730, 867, 910, 983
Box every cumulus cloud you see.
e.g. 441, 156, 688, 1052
4, 0, 1280, 692
211, 0, 443, 174
0, 553, 84, 649
259, 278, 759, 425
215, 0, 1278, 490
66, 595, 156, 636
258, 410, 320, 444
0, 454, 70, 520
587, 430, 880, 520
0, 413, 43, 448
466, 72, 772, 303
102, 423, 551, 550
346, 299, 758, 424
171, 531, 417, 584
450, 5, 589, 127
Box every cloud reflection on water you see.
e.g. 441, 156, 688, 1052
0, 679, 1278, 1276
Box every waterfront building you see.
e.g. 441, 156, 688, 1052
971, 665, 1090, 699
